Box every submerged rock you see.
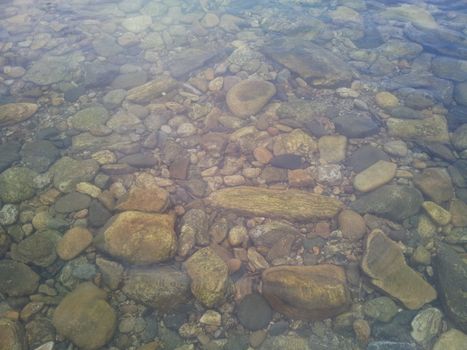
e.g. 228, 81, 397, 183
353, 160, 397, 193
208, 186, 343, 221
184, 247, 229, 308
434, 243, 467, 332
0, 167, 37, 203
264, 41, 353, 87
0, 260, 39, 296
350, 185, 423, 222
94, 211, 177, 265
387, 115, 449, 143
115, 185, 169, 213
259, 335, 310, 350
0, 142, 21, 172
433, 329, 467, 350
11, 230, 60, 267
0, 319, 26, 350
0, 103, 38, 127
413, 168, 454, 204
20, 140, 59, 173
69, 106, 110, 132
49, 157, 99, 193
24, 55, 79, 85
123, 266, 191, 311
380, 4, 439, 30
126, 75, 177, 104
236, 293, 273, 331
226, 79, 276, 117
53, 283, 117, 350
262, 265, 351, 320
361, 230, 437, 309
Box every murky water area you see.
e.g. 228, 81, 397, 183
1, 0, 467, 349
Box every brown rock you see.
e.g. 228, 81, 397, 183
450, 199, 467, 227
413, 168, 454, 203
94, 211, 177, 265
288, 169, 314, 187
261, 265, 351, 320
126, 76, 177, 104
0, 103, 38, 127
184, 247, 229, 307
53, 283, 116, 350
56, 227, 93, 260
226, 80, 276, 118
338, 209, 367, 241
361, 229, 437, 309
0, 318, 26, 350
169, 157, 190, 180
253, 147, 273, 164
115, 186, 169, 213
208, 186, 343, 221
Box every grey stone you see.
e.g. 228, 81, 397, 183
264, 40, 353, 88
236, 293, 272, 331
11, 230, 60, 267
432, 56, 467, 82
347, 145, 390, 172
0, 260, 39, 296
54, 192, 91, 213
350, 185, 423, 222
333, 112, 379, 138
413, 168, 454, 204
259, 335, 310, 350
410, 307, 443, 346
0, 142, 21, 172
49, 157, 99, 193
167, 48, 225, 78
434, 243, 467, 332
21, 140, 59, 173
454, 82, 467, 106
0, 167, 37, 203
0, 204, 18, 225
24, 55, 79, 85
363, 297, 400, 323
123, 267, 191, 311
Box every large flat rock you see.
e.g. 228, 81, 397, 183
362, 230, 437, 310
207, 186, 343, 221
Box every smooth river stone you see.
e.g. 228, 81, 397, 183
361, 229, 437, 309
207, 186, 343, 221
125, 75, 177, 104
53, 283, 116, 350
353, 160, 397, 192
0, 103, 38, 127
387, 115, 449, 142
184, 247, 229, 308
226, 79, 276, 118
261, 265, 351, 320
94, 211, 177, 265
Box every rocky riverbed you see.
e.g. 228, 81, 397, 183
1, 0, 467, 349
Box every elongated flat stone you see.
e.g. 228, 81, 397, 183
207, 186, 343, 221
262, 265, 351, 320
361, 230, 437, 309
126, 75, 177, 104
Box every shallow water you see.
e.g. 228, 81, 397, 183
0, 0, 467, 349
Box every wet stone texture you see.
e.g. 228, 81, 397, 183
1, 0, 467, 348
